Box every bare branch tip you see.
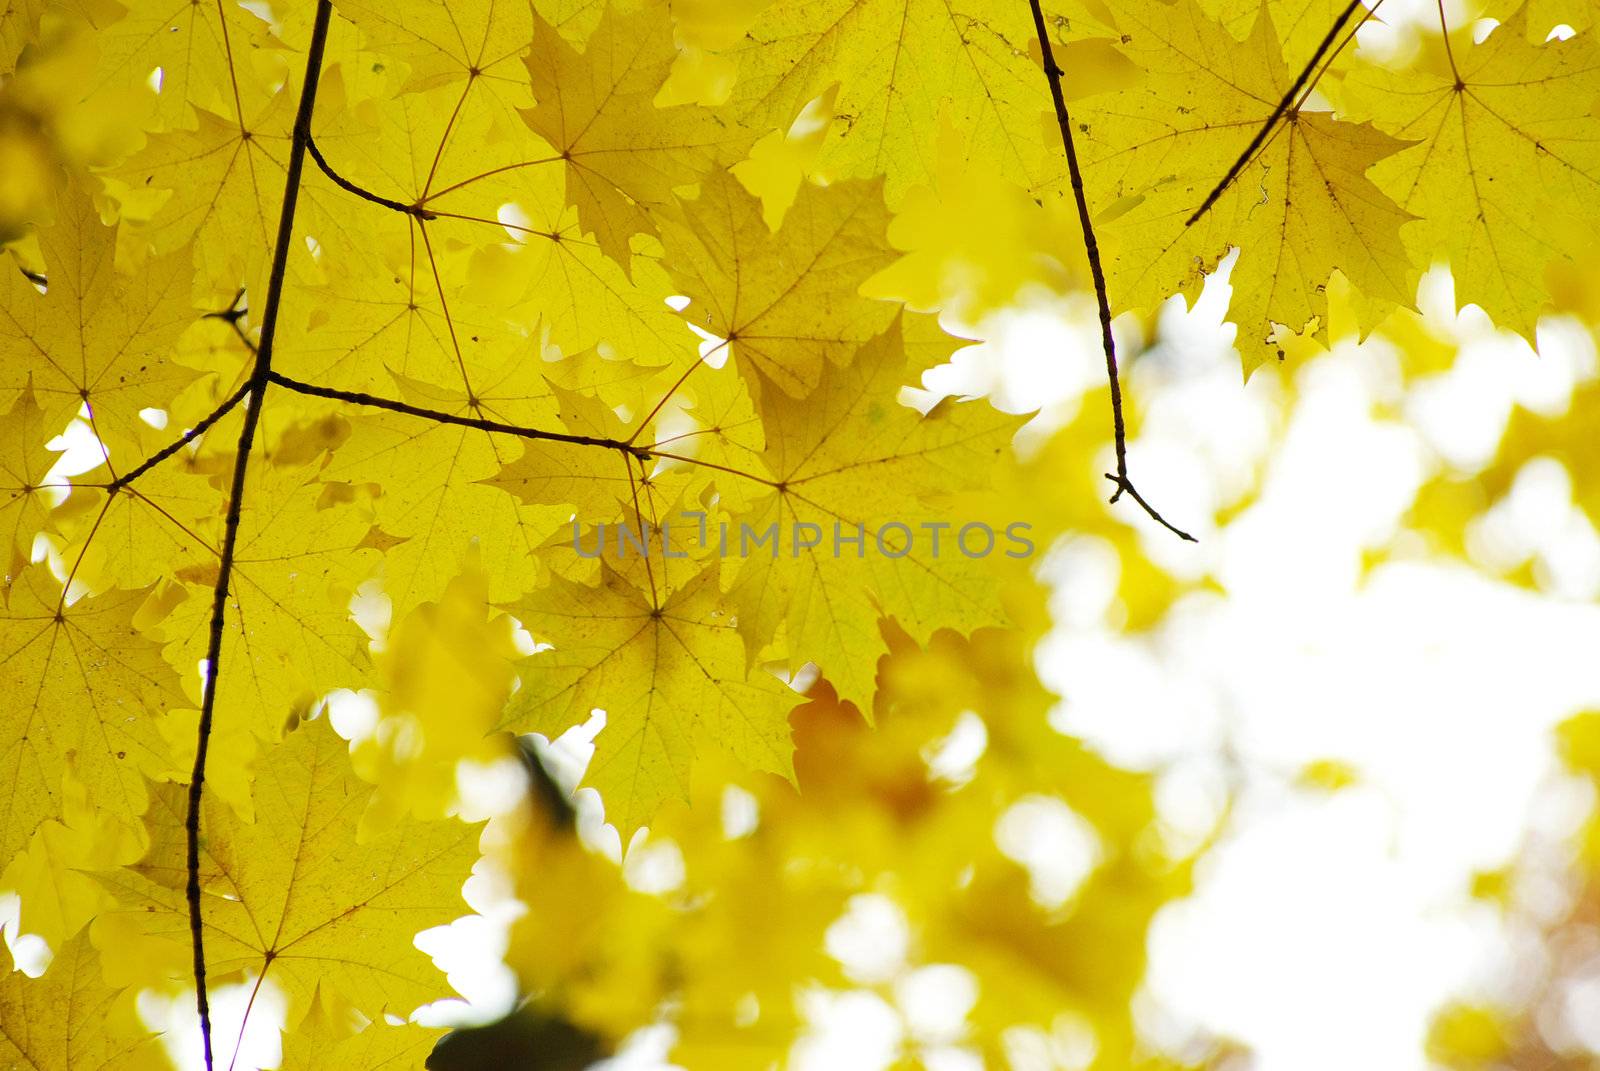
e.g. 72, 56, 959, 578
1103, 473, 1197, 543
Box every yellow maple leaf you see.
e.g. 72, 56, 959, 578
0, 568, 181, 880
725, 319, 1025, 706
723, 0, 1048, 193
1068, 0, 1416, 373
521, 2, 752, 267
866, 123, 1088, 318
93, 714, 481, 1025
0, 930, 160, 1070
148, 410, 375, 741
0, 382, 55, 588
87, 0, 286, 131
334, 0, 533, 105
1345, 4, 1600, 337
0, 186, 199, 460
506, 556, 800, 834
107, 89, 298, 302
279, 986, 445, 1070
0, 754, 145, 948
303, 78, 687, 374
657, 169, 899, 398
279, 233, 536, 398
353, 563, 522, 828
315, 379, 575, 613
482, 376, 646, 526
0, 8, 151, 239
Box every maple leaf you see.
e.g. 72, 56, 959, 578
55, 419, 227, 594
314, 378, 576, 613
0, 930, 160, 1070
333, 0, 533, 105
302, 81, 688, 375
505, 557, 800, 835
657, 170, 900, 398
0, 382, 55, 589
866, 124, 1089, 318
87, 0, 287, 131
723, 0, 1049, 193
1066, 0, 1416, 372
0, 187, 199, 461
11, 1, 1598, 1067
150, 409, 376, 741
1199, 0, 1371, 73
1345, 4, 1600, 337
0, 567, 181, 877
725, 318, 1025, 706
521, 3, 752, 267
639, 357, 773, 516
278, 234, 533, 398
481, 376, 646, 525
279, 989, 445, 1071
108, 90, 297, 302
94, 714, 481, 1024
0, 744, 147, 948
352, 564, 522, 828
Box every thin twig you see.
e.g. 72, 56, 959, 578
187, 3, 335, 1067
106, 383, 252, 491
213, 310, 259, 355
1185, 0, 1368, 228
307, 134, 436, 219
201, 288, 247, 325
1026, 0, 1196, 542
268, 375, 797, 493
266, 372, 652, 458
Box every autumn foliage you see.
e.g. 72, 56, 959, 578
1, 0, 1598, 1068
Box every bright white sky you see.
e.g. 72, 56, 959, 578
995, 264, 1600, 1071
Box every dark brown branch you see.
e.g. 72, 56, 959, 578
202, 288, 248, 325
268, 375, 796, 491
266, 372, 651, 459
106, 383, 252, 491
1185, 0, 1367, 228
307, 134, 437, 220
187, 3, 335, 1067
211, 306, 259, 355
1026, 0, 1196, 542
1102, 473, 1191, 538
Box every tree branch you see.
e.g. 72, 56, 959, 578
1185, 0, 1369, 228
1026, 0, 1195, 542
106, 383, 252, 491
187, 3, 335, 1066
266, 372, 651, 459
267, 374, 791, 490
307, 134, 437, 219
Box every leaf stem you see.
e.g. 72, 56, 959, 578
1185, 0, 1368, 228
1435, 0, 1462, 82
187, 3, 335, 1066
642, 448, 779, 488
419, 155, 563, 205
1026, 0, 1195, 542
